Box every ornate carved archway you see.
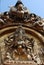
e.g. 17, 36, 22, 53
0, 0, 44, 65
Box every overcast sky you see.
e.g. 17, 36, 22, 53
0, 0, 44, 18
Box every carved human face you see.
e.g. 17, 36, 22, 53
17, 4, 23, 11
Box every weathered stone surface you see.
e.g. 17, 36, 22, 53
0, 0, 44, 65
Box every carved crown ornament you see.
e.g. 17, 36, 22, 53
0, 0, 44, 65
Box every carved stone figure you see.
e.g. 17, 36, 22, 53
0, 0, 44, 65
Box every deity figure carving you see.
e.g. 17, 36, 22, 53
0, 0, 44, 65
1, 25, 42, 65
